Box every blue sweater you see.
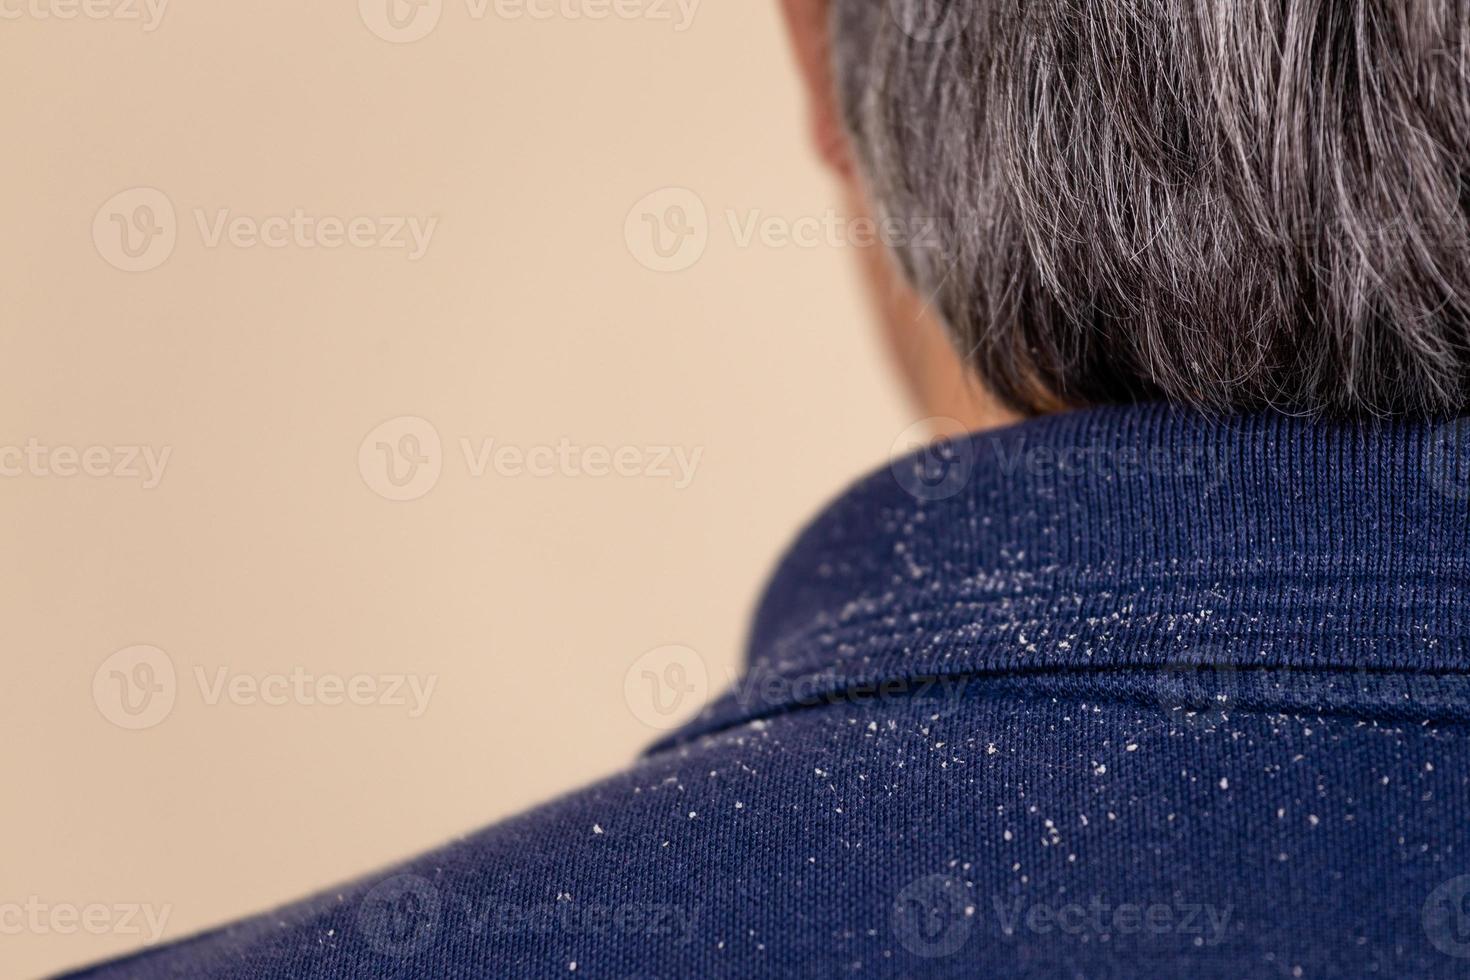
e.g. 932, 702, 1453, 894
63, 405, 1470, 978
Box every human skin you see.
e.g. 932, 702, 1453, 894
777, 0, 1019, 435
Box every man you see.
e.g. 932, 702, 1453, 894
64, 1, 1470, 976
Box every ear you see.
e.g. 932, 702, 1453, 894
777, 0, 853, 176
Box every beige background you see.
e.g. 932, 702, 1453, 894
0, 2, 913, 976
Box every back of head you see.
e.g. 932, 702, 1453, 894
832, 0, 1470, 417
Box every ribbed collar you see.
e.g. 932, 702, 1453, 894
660, 404, 1470, 748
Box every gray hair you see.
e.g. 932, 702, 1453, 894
832, 0, 1470, 416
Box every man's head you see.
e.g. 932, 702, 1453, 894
792, 0, 1470, 418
